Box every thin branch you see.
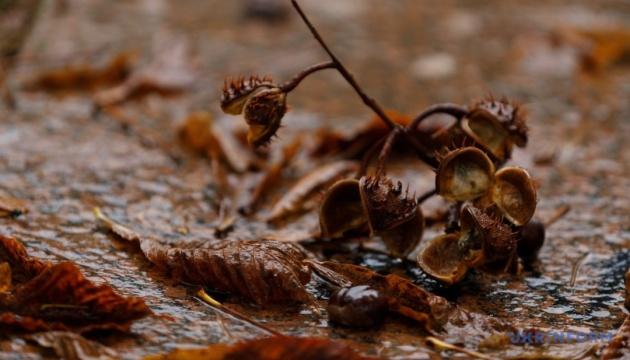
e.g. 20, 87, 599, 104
280, 61, 336, 93
196, 289, 283, 337
291, 0, 437, 167
375, 128, 401, 175
417, 189, 437, 204
408, 103, 468, 130
544, 204, 571, 227
357, 135, 387, 178
291, 0, 397, 129
425, 337, 495, 360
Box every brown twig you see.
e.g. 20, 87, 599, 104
417, 189, 437, 204
408, 103, 468, 130
196, 289, 283, 337
280, 61, 336, 93
291, 0, 437, 167
544, 204, 570, 227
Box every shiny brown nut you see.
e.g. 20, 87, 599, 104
327, 285, 388, 328
517, 218, 545, 262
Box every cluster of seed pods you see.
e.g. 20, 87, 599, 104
220, 1, 546, 287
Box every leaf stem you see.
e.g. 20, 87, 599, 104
196, 289, 283, 337
291, 0, 437, 167
280, 61, 336, 93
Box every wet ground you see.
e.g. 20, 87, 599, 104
0, 0, 629, 359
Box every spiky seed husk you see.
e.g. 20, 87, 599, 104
243, 88, 287, 147
220, 75, 274, 115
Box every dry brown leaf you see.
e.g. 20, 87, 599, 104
308, 260, 450, 331
242, 137, 302, 214
29, 331, 119, 360
0, 196, 28, 217
178, 111, 253, 173
144, 336, 377, 360
0, 262, 11, 293
94, 40, 194, 106
22, 53, 133, 93
95, 209, 312, 305
0, 235, 152, 333
601, 316, 630, 360
311, 111, 410, 157
267, 160, 359, 222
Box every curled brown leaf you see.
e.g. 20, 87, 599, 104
22, 53, 133, 94
28, 331, 119, 360
95, 209, 312, 305
308, 260, 450, 330
144, 336, 377, 360
0, 235, 151, 333
267, 160, 359, 222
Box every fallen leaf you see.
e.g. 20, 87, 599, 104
601, 316, 630, 360
307, 260, 450, 331
95, 209, 312, 305
267, 160, 359, 223
311, 111, 410, 158
0, 196, 28, 217
29, 331, 119, 360
144, 336, 377, 360
241, 136, 302, 215
0, 235, 152, 333
94, 39, 194, 106
178, 111, 254, 172
0, 262, 10, 293
22, 53, 133, 94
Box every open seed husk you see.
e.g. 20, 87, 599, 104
473, 97, 528, 148
435, 146, 495, 201
243, 87, 287, 147
359, 176, 424, 257
221, 76, 274, 115
319, 179, 367, 238
491, 167, 537, 226
379, 207, 424, 258
461, 108, 512, 161
459, 205, 517, 272
417, 233, 472, 285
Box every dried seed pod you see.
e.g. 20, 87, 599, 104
472, 97, 528, 147
319, 179, 367, 238
516, 218, 545, 262
461, 108, 512, 161
243, 87, 287, 147
327, 285, 388, 328
221, 76, 287, 147
416, 234, 471, 286
491, 167, 537, 226
220, 75, 274, 115
435, 146, 495, 201
359, 176, 424, 257
459, 205, 517, 272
